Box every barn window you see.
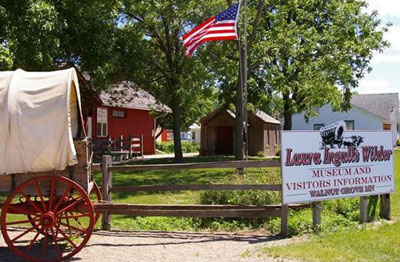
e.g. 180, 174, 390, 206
345, 120, 355, 130
96, 107, 108, 137
314, 124, 324, 130
112, 110, 126, 118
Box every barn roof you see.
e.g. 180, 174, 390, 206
351, 93, 399, 122
100, 81, 171, 113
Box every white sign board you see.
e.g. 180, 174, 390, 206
281, 129, 394, 204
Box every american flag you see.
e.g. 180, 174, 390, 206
183, 2, 240, 57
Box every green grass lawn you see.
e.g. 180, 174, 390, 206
261, 150, 400, 262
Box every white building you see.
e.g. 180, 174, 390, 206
290, 93, 399, 143
189, 123, 201, 143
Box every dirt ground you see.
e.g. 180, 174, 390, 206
0, 230, 301, 262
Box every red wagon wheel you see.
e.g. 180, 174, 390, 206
1, 175, 95, 262
27, 180, 102, 233
90, 181, 102, 225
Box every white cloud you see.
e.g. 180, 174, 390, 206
366, 0, 400, 17
357, 79, 400, 94
372, 50, 400, 64
386, 26, 400, 50
371, 26, 400, 64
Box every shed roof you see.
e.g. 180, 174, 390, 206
254, 110, 281, 124
100, 81, 171, 113
351, 93, 399, 122
200, 107, 280, 125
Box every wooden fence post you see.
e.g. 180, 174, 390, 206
102, 155, 113, 230
280, 204, 288, 237
360, 196, 368, 223
128, 135, 132, 158
379, 194, 391, 220
141, 134, 144, 158
313, 202, 321, 231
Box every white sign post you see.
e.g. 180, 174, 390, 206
281, 130, 395, 204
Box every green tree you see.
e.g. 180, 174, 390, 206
120, 0, 220, 162
260, 0, 389, 130
203, 0, 388, 137
0, 0, 122, 86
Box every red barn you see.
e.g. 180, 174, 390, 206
84, 82, 171, 155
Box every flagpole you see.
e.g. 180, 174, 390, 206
243, 0, 249, 160
236, 0, 245, 161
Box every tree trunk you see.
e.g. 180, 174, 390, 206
171, 92, 183, 162
283, 93, 292, 130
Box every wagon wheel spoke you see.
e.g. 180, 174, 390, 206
56, 196, 84, 215
41, 229, 49, 256
60, 213, 89, 219
50, 228, 62, 259
52, 185, 72, 213
10, 226, 36, 243
19, 190, 43, 214
25, 226, 44, 253
33, 180, 48, 212
64, 212, 73, 236
67, 211, 87, 232
56, 226, 78, 249
6, 216, 40, 226
59, 221, 86, 234
8, 205, 39, 216
49, 179, 56, 211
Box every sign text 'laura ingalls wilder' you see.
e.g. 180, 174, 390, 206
281, 121, 395, 204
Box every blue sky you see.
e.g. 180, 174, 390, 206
356, 0, 400, 94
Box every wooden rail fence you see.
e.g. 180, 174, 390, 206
95, 155, 391, 237
96, 155, 311, 236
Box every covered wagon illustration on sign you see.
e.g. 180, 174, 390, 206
319, 121, 364, 149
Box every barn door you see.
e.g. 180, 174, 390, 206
215, 126, 233, 155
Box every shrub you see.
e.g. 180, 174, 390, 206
156, 141, 200, 153
397, 139, 400, 146
256, 151, 265, 158
199, 169, 281, 206
275, 146, 281, 156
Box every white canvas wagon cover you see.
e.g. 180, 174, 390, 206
0, 68, 83, 175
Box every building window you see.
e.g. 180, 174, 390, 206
314, 124, 324, 130
345, 120, 355, 130
96, 107, 108, 137
112, 110, 126, 118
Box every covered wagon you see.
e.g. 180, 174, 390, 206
0, 68, 101, 262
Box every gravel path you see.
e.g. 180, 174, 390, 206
0, 230, 301, 262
